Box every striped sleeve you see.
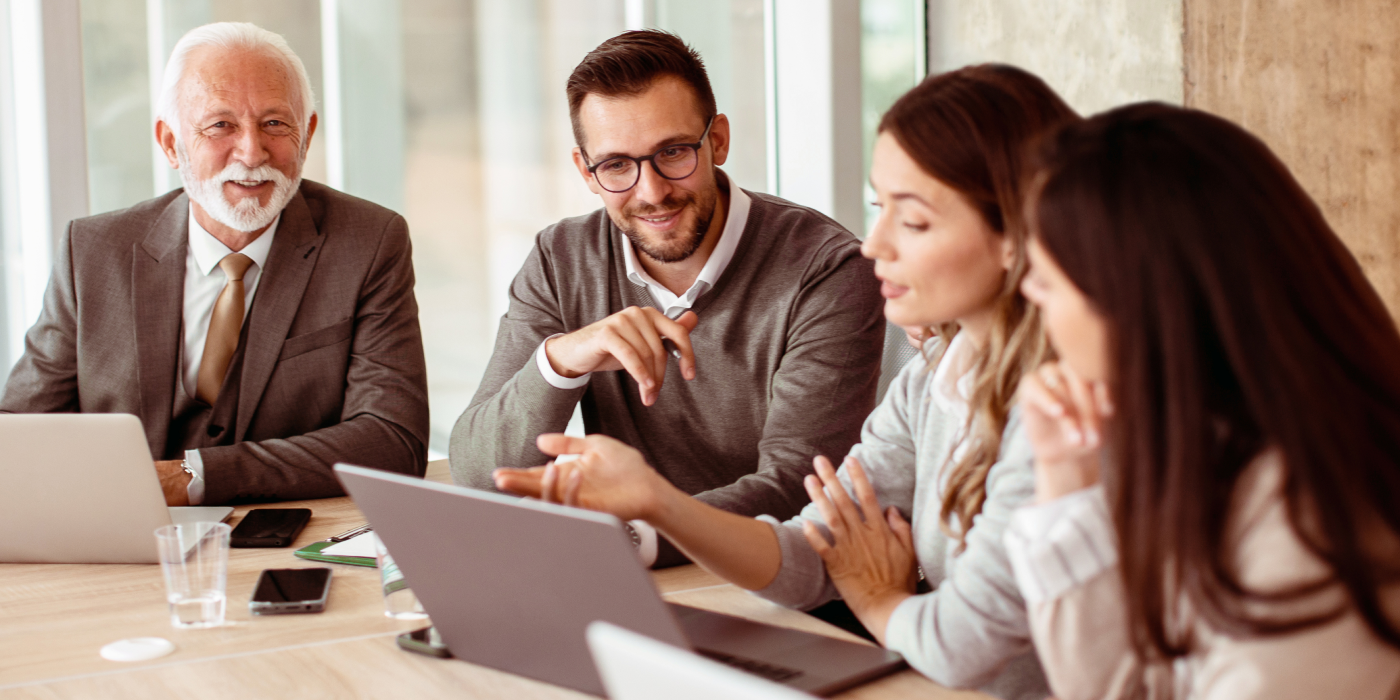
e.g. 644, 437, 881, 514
1004, 485, 1117, 604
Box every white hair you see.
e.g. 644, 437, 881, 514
155, 22, 316, 134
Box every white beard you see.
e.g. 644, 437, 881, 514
177, 142, 301, 233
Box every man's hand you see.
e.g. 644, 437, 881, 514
1018, 361, 1114, 503
800, 455, 918, 646
545, 308, 698, 406
493, 433, 675, 522
155, 460, 192, 507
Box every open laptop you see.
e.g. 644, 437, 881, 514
0, 414, 232, 563
588, 621, 820, 700
336, 464, 905, 697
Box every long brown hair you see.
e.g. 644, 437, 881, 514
879, 65, 1078, 541
1029, 103, 1400, 658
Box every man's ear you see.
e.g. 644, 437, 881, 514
572, 147, 602, 195
303, 111, 319, 153
708, 113, 731, 168
155, 120, 180, 170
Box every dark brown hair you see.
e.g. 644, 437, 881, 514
566, 30, 716, 150
1029, 103, 1400, 658
879, 65, 1078, 542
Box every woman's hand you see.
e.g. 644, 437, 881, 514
800, 455, 917, 646
903, 326, 932, 350
1018, 361, 1114, 502
492, 433, 673, 522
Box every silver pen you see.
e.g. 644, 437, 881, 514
662, 337, 682, 360
328, 523, 372, 542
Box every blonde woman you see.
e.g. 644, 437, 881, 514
495, 65, 1076, 700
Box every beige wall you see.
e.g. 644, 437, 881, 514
1185, 0, 1400, 319
927, 0, 1184, 115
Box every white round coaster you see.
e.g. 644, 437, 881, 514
100, 637, 175, 662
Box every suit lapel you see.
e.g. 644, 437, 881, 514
133, 194, 190, 458
235, 190, 323, 440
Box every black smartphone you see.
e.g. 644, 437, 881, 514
397, 626, 452, 658
230, 508, 312, 547
249, 567, 332, 615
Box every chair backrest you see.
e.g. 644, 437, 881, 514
875, 321, 921, 405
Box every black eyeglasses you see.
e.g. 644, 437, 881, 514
581, 117, 715, 193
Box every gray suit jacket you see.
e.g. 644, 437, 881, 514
0, 181, 430, 503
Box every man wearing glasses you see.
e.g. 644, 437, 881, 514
450, 30, 883, 567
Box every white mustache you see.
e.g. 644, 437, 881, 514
215, 164, 291, 191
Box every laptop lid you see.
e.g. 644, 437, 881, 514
335, 464, 690, 696
588, 621, 818, 700
0, 414, 171, 563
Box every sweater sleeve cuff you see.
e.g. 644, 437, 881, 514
1004, 485, 1117, 604
749, 515, 833, 610
535, 335, 590, 389
881, 593, 925, 655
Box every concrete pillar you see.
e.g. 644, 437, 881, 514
1185, 0, 1400, 320
926, 0, 1183, 115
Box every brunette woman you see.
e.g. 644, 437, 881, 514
495, 65, 1077, 700
1013, 103, 1400, 699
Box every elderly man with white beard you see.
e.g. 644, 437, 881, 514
0, 22, 429, 505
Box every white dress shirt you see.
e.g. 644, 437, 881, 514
180, 212, 279, 504
533, 175, 752, 565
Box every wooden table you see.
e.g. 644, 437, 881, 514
0, 461, 986, 699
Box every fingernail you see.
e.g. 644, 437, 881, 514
1068, 428, 1082, 444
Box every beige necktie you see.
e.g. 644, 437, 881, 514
196, 253, 254, 404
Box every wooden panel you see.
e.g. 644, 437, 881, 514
1184, 0, 1400, 319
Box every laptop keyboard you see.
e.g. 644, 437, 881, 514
697, 649, 804, 683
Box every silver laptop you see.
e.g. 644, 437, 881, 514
336, 464, 905, 697
0, 414, 232, 563
589, 621, 820, 700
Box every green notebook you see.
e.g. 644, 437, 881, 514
293, 539, 377, 568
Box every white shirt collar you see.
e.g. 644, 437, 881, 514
187, 210, 279, 277
622, 171, 751, 310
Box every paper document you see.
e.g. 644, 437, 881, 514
320, 531, 379, 559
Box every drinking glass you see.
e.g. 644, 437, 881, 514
155, 522, 231, 629
373, 534, 427, 620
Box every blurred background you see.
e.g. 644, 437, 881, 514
20, 1, 1383, 459
31, 0, 940, 457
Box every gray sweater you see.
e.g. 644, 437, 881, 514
450, 190, 885, 567
755, 343, 1049, 700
